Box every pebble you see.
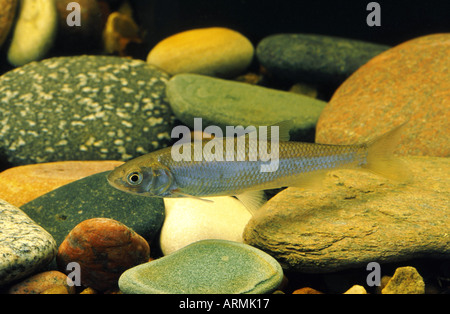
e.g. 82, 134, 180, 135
8, 271, 75, 294
0, 0, 17, 48
381, 266, 425, 294
0, 161, 123, 207
243, 156, 450, 273
160, 196, 252, 255
0, 55, 174, 166
20, 171, 165, 246
316, 34, 450, 157
256, 33, 389, 86
166, 73, 326, 141
292, 287, 323, 294
147, 27, 254, 78
119, 239, 284, 294
0, 199, 57, 286
7, 0, 58, 66
56, 218, 150, 291
343, 285, 367, 294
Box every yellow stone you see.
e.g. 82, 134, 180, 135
147, 27, 254, 78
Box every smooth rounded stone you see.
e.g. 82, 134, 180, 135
381, 266, 425, 294
119, 239, 284, 294
147, 27, 254, 78
316, 34, 450, 157
7, 0, 58, 66
0, 161, 123, 207
166, 74, 326, 141
0, 55, 174, 166
20, 171, 165, 247
160, 197, 252, 255
0, 0, 17, 48
243, 156, 450, 273
0, 199, 57, 286
256, 33, 389, 86
57, 218, 150, 291
8, 270, 75, 294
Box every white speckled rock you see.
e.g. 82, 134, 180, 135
160, 197, 252, 255
0, 55, 174, 166
0, 199, 57, 286
7, 0, 58, 66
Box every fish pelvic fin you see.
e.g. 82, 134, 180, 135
362, 122, 410, 182
235, 190, 266, 215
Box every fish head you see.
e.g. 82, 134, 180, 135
107, 157, 173, 197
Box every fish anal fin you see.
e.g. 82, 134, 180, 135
287, 171, 328, 190
235, 190, 266, 215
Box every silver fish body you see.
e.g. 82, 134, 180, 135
107, 123, 407, 213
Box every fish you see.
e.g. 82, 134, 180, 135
107, 122, 408, 214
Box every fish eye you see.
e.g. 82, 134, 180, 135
127, 171, 143, 185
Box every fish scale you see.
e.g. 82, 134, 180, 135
107, 123, 407, 213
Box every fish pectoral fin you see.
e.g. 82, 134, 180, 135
235, 190, 266, 215
170, 190, 214, 203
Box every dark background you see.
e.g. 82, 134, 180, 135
132, 0, 450, 49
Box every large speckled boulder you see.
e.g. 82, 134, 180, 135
0, 55, 174, 166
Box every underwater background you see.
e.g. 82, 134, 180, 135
0, 0, 448, 296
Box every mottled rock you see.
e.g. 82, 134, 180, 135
147, 27, 254, 78
0, 161, 123, 207
381, 266, 425, 294
160, 196, 252, 255
119, 239, 284, 294
0, 199, 57, 286
256, 33, 389, 86
20, 171, 165, 246
316, 34, 449, 157
7, 0, 57, 66
57, 218, 150, 291
166, 74, 326, 141
0, 55, 174, 166
0, 0, 17, 48
8, 271, 75, 294
243, 156, 450, 273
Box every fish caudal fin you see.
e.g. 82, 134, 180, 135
362, 123, 410, 181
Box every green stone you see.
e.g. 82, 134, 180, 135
20, 171, 165, 246
166, 74, 326, 141
256, 33, 389, 86
119, 239, 284, 294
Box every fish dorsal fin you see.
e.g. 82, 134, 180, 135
266, 120, 292, 142
235, 190, 266, 215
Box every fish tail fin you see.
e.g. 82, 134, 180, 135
362, 122, 410, 181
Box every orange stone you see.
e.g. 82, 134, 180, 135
56, 218, 150, 291
0, 161, 123, 207
316, 34, 449, 157
8, 271, 75, 294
